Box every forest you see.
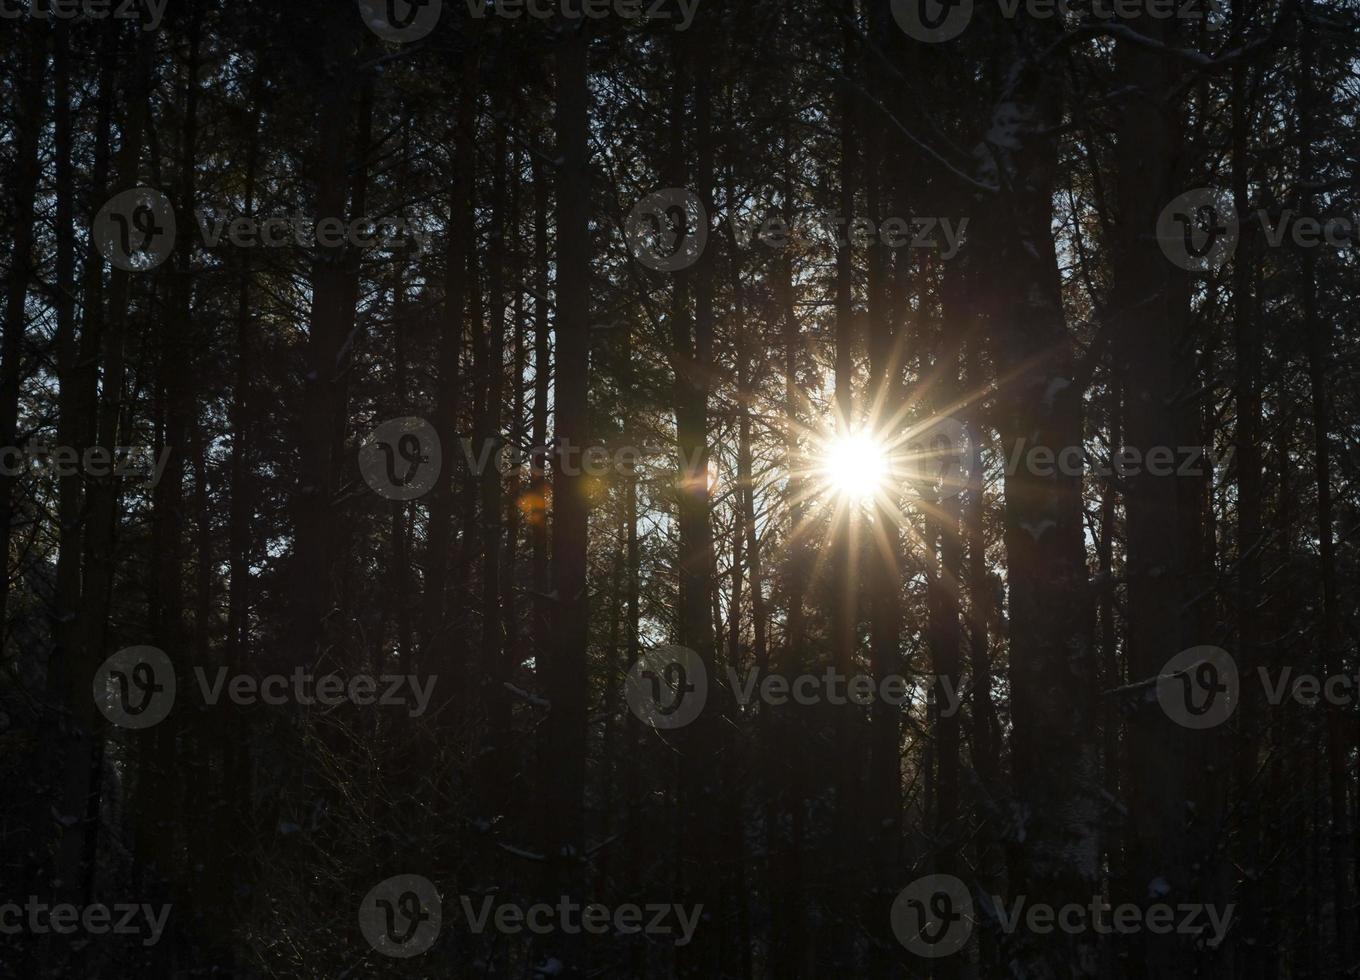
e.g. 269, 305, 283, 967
0, 0, 1358, 976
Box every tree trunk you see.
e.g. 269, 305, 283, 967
1229, 6, 1264, 969
422, 60, 477, 677
1298, 7, 1351, 961
543, 15, 591, 970
480, 117, 509, 804
975, 18, 1100, 976
0, 17, 47, 639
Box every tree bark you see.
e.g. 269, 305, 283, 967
975, 17, 1101, 976
0, 17, 47, 639
543, 15, 591, 970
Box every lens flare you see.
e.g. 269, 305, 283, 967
821, 431, 889, 502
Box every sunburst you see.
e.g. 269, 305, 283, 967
819, 430, 889, 503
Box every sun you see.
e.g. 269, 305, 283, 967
821, 431, 889, 502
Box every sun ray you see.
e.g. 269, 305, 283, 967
819, 430, 890, 504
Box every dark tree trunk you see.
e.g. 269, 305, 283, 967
480, 117, 509, 803
1298, 8, 1351, 961
0, 17, 47, 640
975, 17, 1101, 976
543, 15, 591, 970
423, 72, 476, 677
61, 31, 155, 910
